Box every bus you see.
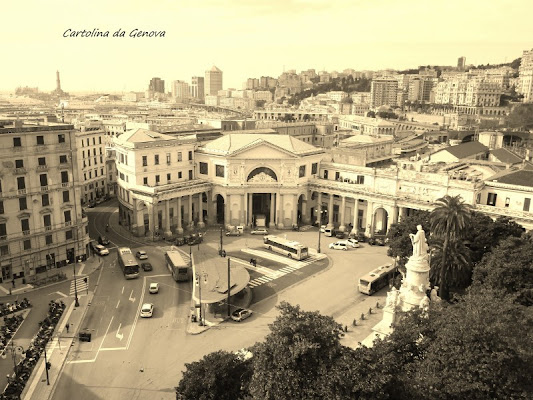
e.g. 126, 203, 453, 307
263, 235, 309, 261
165, 251, 191, 282
358, 263, 397, 295
117, 247, 140, 279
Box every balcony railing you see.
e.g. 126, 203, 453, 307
65, 221, 72, 226
14, 167, 26, 174
61, 182, 69, 187
36, 165, 48, 171
0, 235, 6, 241
22, 230, 30, 236
17, 189, 26, 195
41, 186, 49, 192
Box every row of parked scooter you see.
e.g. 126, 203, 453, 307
0, 298, 31, 318
0, 301, 64, 400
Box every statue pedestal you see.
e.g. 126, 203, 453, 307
399, 254, 430, 312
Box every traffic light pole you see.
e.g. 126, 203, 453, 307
227, 257, 231, 317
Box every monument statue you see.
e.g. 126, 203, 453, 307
419, 296, 430, 316
409, 225, 428, 258
385, 287, 400, 309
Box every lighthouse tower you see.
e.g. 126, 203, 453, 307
56, 71, 61, 92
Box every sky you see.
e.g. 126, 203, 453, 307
1, 0, 532, 93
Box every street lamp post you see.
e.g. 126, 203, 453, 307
315, 207, 325, 253
43, 344, 50, 385
227, 257, 231, 317
73, 256, 79, 307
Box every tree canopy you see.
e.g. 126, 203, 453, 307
505, 104, 533, 130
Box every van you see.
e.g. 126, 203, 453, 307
324, 228, 335, 237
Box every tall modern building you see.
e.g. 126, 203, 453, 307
0, 121, 89, 284
148, 77, 165, 94
171, 80, 190, 100
370, 78, 398, 107
190, 76, 204, 99
204, 66, 223, 96
518, 48, 533, 103
457, 56, 466, 70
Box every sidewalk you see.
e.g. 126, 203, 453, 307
0, 256, 102, 298
21, 291, 94, 400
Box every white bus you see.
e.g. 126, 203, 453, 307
165, 251, 190, 282
358, 263, 396, 295
263, 235, 309, 260
117, 247, 140, 279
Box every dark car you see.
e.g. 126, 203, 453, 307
86, 201, 95, 208
357, 232, 366, 243
369, 235, 386, 246
188, 233, 203, 245
141, 262, 153, 271
98, 235, 110, 245
335, 231, 345, 239
175, 237, 186, 246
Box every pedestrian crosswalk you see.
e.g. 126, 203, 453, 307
240, 249, 326, 288
69, 276, 89, 296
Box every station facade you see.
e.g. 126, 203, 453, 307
114, 130, 533, 240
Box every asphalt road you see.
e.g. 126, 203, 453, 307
51, 203, 392, 400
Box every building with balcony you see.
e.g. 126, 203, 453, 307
75, 121, 109, 204
337, 115, 396, 136
0, 121, 89, 284
370, 78, 398, 108
518, 48, 533, 102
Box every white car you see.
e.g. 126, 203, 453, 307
93, 244, 109, 256
231, 308, 253, 322
320, 225, 327, 233
149, 283, 159, 294
250, 228, 268, 235
329, 241, 348, 251
136, 250, 148, 260
140, 303, 154, 318
346, 238, 360, 248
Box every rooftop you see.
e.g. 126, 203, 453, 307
436, 141, 488, 159
488, 168, 533, 188
489, 148, 524, 164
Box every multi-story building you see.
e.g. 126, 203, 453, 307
337, 115, 396, 136
171, 80, 190, 101
113, 129, 202, 236
148, 77, 165, 94
253, 91, 273, 103
327, 91, 348, 102
75, 121, 108, 204
518, 48, 533, 102
351, 92, 371, 104
204, 66, 223, 96
259, 76, 277, 89
0, 121, 89, 284
205, 95, 220, 107
370, 78, 398, 107
190, 76, 204, 100
434, 79, 502, 107
457, 56, 466, 70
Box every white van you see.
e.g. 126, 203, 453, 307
324, 228, 335, 237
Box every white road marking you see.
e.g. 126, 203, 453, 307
56, 291, 68, 297
116, 300, 120, 308
116, 323, 124, 341
128, 290, 135, 302
121, 286, 124, 294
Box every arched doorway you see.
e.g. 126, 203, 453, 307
216, 194, 225, 224
373, 208, 389, 235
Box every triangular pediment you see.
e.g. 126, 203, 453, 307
229, 141, 298, 159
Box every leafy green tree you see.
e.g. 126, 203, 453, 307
465, 214, 524, 265
430, 195, 472, 300
366, 111, 376, 118
249, 302, 343, 400
430, 237, 472, 293
404, 290, 533, 399
472, 234, 533, 306
176, 350, 252, 400
505, 104, 533, 130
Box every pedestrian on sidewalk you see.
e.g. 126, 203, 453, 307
11, 279, 15, 288
66, 323, 70, 333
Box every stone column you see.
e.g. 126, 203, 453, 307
248, 193, 253, 228
351, 198, 359, 235
188, 194, 193, 229
164, 199, 172, 237
224, 198, 230, 228
239, 194, 245, 226
147, 202, 154, 238
398, 207, 407, 223
291, 194, 298, 227
176, 197, 183, 235
301, 194, 309, 225
339, 196, 346, 232
317, 192, 322, 225
366, 200, 374, 236
198, 193, 205, 228
276, 192, 283, 229
327, 194, 334, 229
269, 193, 275, 228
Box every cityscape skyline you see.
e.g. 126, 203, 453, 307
2, 0, 533, 93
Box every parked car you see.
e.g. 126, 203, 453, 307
251, 228, 268, 235
231, 308, 253, 322
188, 233, 203, 245
368, 236, 386, 246
140, 303, 154, 318
98, 235, 110, 245
91, 242, 109, 256
175, 237, 186, 246
346, 238, 360, 248
149, 283, 159, 294
226, 230, 241, 237
86, 201, 95, 208
329, 241, 349, 251
357, 232, 366, 243
141, 262, 153, 271
320, 225, 327, 233
136, 250, 148, 260
335, 231, 345, 239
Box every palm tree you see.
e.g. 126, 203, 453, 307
430, 195, 473, 300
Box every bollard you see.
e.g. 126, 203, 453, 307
353, 319, 357, 326
344, 325, 348, 333
376, 301, 380, 309
361, 313, 365, 321
369, 307, 373, 315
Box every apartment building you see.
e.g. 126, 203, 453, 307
0, 121, 89, 283
370, 78, 398, 107
518, 48, 533, 102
